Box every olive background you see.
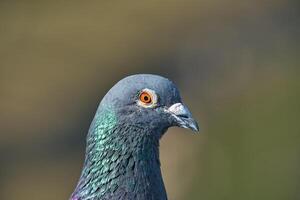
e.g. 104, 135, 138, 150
0, 1, 299, 200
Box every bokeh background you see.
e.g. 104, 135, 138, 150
1, 1, 299, 200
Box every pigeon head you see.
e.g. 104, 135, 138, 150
71, 74, 199, 200
99, 74, 199, 137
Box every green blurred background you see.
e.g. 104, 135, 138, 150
0, 1, 299, 200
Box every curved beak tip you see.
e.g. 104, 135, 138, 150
180, 117, 200, 133
189, 119, 200, 132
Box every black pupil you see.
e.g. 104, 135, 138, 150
144, 96, 149, 101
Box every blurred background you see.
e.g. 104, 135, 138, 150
0, 0, 299, 200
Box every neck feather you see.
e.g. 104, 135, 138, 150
71, 109, 167, 200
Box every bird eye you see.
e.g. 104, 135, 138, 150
139, 92, 152, 104
137, 88, 157, 108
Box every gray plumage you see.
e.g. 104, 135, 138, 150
71, 74, 199, 200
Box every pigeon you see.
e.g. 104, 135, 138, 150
70, 74, 199, 200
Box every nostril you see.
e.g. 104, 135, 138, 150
176, 114, 189, 119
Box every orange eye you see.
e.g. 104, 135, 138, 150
137, 88, 157, 108
139, 92, 152, 104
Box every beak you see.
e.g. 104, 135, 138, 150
166, 103, 199, 132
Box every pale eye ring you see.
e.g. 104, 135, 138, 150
137, 88, 158, 108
